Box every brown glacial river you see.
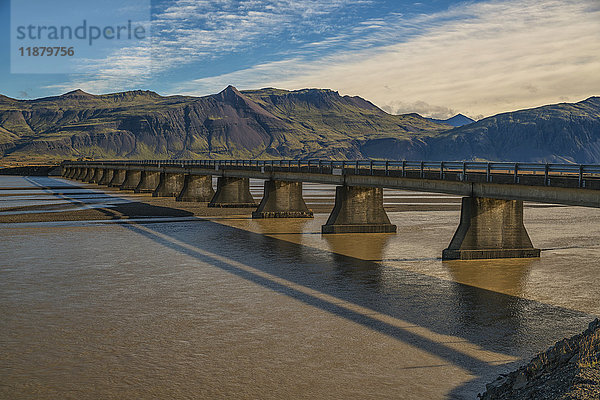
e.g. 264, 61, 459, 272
1, 176, 599, 399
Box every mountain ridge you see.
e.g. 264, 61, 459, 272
0, 86, 448, 162
421, 96, 600, 163
0, 88, 598, 163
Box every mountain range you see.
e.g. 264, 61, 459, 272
0, 86, 598, 163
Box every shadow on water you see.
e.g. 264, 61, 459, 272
445, 259, 534, 333
119, 219, 594, 397
19, 176, 598, 398
21, 177, 194, 219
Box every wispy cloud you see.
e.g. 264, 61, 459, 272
45, 0, 370, 93
171, 0, 600, 118
46, 0, 600, 119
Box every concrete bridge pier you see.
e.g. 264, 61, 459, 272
83, 168, 96, 182
108, 169, 126, 187
135, 171, 160, 193
252, 180, 313, 218
153, 172, 185, 197
442, 197, 541, 260
70, 167, 80, 179
120, 170, 142, 191
76, 167, 88, 180
89, 168, 104, 183
322, 186, 397, 234
98, 169, 114, 185
208, 177, 256, 208
176, 175, 215, 202
76, 168, 88, 180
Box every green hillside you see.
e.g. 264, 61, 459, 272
0, 86, 448, 162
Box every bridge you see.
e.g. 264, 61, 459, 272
61, 160, 600, 261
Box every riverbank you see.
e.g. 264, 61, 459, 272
480, 319, 600, 399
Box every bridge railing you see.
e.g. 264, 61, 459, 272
63, 159, 600, 190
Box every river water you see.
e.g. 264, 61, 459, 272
1, 176, 599, 399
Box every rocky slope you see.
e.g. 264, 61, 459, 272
480, 319, 600, 400
0, 86, 447, 162
423, 97, 600, 163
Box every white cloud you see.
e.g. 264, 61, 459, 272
171, 0, 600, 118
45, 0, 369, 93
381, 101, 459, 120
46, 0, 600, 119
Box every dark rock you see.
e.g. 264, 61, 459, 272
479, 319, 600, 400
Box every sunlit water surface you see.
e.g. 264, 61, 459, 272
1, 176, 599, 399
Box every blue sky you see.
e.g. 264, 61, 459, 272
1, 0, 599, 118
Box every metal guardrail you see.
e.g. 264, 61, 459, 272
64, 159, 600, 189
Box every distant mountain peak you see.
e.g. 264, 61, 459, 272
222, 85, 241, 94
447, 114, 476, 125
214, 85, 280, 120
61, 89, 94, 98
216, 85, 246, 100
427, 113, 475, 127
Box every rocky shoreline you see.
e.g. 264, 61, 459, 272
480, 319, 600, 399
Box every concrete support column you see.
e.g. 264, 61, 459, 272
442, 197, 540, 260
252, 180, 313, 218
83, 168, 96, 182
176, 175, 215, 202
153, 172, 185, 197
208, 177, 256, 208
135, 171, 161, 193
119, 170, 142, 191
109, 169, 126, 187
98, 169, 114, 185
89, 168, 103, 183
76, 168, 87, 180
322, 185, 396, 234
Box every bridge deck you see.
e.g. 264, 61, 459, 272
63, 160, 600, 208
